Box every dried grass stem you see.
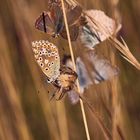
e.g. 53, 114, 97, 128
60, 0, 91, 140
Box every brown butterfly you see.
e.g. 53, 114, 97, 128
35, 3, 63, 38
35, 4, 87, 41
31, 40, 78, 100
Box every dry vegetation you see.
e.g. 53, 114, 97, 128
0, 0, 140, 140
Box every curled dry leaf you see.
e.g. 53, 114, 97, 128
63, 51, 119, 96
83, 51, 119, 84
80, 10, 121, 49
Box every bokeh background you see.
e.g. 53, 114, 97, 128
0, 0, 140, 140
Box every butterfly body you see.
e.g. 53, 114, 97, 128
32, 40, 77, 100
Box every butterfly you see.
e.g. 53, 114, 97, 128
35, 3, 87, 41
31, 40, 78, 100
80, 10, 121, 49
35, 4, 64, 38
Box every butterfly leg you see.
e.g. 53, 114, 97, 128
49, 93, 55, 101
49, 88, 60, 101
55, 87, 65, 100
58, 91, 65, 100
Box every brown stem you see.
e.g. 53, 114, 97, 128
79, 95, 112, 140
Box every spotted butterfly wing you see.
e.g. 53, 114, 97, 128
32, 40, 60, 82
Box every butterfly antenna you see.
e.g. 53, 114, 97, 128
55, 87, 65, 100
58, 92, 65, 100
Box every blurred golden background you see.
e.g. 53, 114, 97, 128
0, 0, 140, 140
